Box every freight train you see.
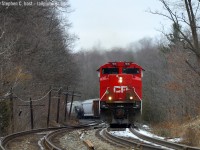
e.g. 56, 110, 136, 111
97, 62, 144, 127
67, 62, 143, 127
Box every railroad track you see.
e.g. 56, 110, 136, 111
0, 121, 101, 150
98, 127, 200, 150
43, 123, 100, 150
0, 127, 66, 150
43, 128, 71, 150
98, 128, 167, 150
130, 127, 200, 150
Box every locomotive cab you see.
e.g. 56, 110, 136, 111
97, 62, 144, 128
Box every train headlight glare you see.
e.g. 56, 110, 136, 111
108, 96, 112, 100
119, 77, 123, 83
130, 96, 133, 100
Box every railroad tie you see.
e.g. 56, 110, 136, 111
135, 143, 143, 150
83, 140, 95, 150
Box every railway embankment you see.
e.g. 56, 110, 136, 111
150, 116, 200, 147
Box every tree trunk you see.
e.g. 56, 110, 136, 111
184, 0, 200, 57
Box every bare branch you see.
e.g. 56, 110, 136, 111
0, 31, 5, 39
185, 59, 200, 76
185, 0, 200, 56
148, 10, 174, 21
0, 50, 8, 55
177, 15, 190, 26
150, 0, 200, 57
194, 1, 200, 17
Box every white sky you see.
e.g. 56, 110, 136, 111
68, 0, 170, 51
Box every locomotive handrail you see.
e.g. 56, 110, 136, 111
100, 87, 109, 100
129, 86, 142, 101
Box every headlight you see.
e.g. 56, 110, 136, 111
130, 96, 133, 100
118, 77, 123, 83
108, 96, 112, 100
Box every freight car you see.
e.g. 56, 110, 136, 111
67, 99, 100, 119
67, 101, 83, 118
97, 62, 144, 127
82, 99, 100, 118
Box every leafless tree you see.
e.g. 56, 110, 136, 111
150, 0, 200, 57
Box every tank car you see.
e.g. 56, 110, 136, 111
97, 62, 144, 127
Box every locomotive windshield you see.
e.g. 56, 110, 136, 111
123, 68, 139, 74
102, 68, 119, 74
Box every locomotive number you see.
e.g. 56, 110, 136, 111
113, 86, 128, 93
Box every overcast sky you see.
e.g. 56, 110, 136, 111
68, 0, 170, 51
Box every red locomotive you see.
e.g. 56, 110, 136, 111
97, 62, 144, 127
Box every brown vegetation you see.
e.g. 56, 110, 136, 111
0, 0, 78, 135
151, 116, 200, 147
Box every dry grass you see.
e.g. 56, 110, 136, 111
151, 116, 200, 147
183, 126, 200, 146
63, 117, 80, 126
50, 117, 80, 127
181, 117, 200, 146
151, 121, 182, 138
164, 81, 184, 92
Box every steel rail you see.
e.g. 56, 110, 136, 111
100, 128, 166, 150
130, 128, 200, 150
0, 121, 100, 150
44, 122, 101, 150
0, 127, 67, 150
96, 128, 126, 148
43, 129, 67, 150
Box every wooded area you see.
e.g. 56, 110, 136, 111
0, 0, 79, 135
0, 0, 200, 142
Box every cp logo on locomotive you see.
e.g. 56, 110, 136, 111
113, 86, 128, 93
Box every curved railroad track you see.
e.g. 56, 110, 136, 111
0, 121, 101, 150
43, 122, 101, 150
130, 127, 200, 150
98, 127, 167, 150
0, 127, 66, 150
43, 128, 72, 150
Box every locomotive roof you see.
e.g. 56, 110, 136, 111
97, 62, 144, 71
